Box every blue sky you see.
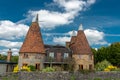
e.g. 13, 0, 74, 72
0, 0, 120, 55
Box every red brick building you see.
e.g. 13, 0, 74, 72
69, 24, 94, 71
18, 15, 94, 71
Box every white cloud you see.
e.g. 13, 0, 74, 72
18, 0, 96, 30
28, 10, 72, 29
84, 29, 108, 45
0, 40, 22, 48
54, 0, 86, 12
52, 29, 108, 46
0, 48, 19, 55
0, 20, 29, 40
53, 36, 71, 44
67, 30, 77, 36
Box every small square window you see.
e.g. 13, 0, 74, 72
78, 54, 82, 59
23, 53, 28, 58
64, 53, 68, 58
89, 55, 92, 60
22, 63, 28, 66
49, 52, 54, 58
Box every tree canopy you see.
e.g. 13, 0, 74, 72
93, 42, 120, 67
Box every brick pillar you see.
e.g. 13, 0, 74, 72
7, 49, 12, 62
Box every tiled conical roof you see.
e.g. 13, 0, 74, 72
70, 24, 92, 54
70, 30, 77, 44
19, 18, 45, 53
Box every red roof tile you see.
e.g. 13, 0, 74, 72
19, 22, 45, 53
70, 30, 92, 54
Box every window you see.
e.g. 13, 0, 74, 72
78, 54, 82, 59
89, 64, 92, 70
79, 65, 83, 70
49, 52, 54, 58
89, 55, 92, 60
64, 53, 68, 58
23, 53, 28, 58
35, 63, 40, 70
22, 63, 28, 66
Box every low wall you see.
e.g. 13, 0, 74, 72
18, 71, 120, 80
0, 71, 120, 80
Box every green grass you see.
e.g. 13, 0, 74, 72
92, 78, 120, 80
1, 75, 18, 80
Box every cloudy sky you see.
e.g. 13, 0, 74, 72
0, 0, 120, 55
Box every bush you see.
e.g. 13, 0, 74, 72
95, 60, 112, 71
13, 65, 19, 73
53, 66, 63, 71
94, 78, 102, 80
21, 66, 31, 72
104, 65, 118, 71
28, 65, 36, 71
70, 75, 76, 80
42, 67, 55, 72
13, 64, 31, 72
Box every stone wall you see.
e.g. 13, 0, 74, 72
73, 54, 94, 71
18, 71, 120, 80
18, 53, 45, 70
0, 64, 7, 74
0, 72, 120, 80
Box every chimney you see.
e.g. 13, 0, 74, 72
7, 49, 12, 62
66, 42, 70, 48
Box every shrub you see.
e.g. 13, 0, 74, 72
21, 66, 31, 72
94, 78, 102, 80
13, 65, 19, 73
70, 75, 76, 80
28, 65, 36, 71
53, 66, 63, 71
42, 67, 55, 72
104, 65, 118, 71
95, 60, 112, 71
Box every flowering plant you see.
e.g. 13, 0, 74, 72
104, 65, 118, 72
13, 65, 31, 73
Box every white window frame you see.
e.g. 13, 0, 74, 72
49, 52, 54, 58
64, 53, 68, 58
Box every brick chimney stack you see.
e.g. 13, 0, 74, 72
7, 49, 12, 62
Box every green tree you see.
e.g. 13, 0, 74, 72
0, 54, 7, 60
108, 42, 120, 66
11, 56, 18, 63
93, 47, 109, 65
93, 42, 120, 67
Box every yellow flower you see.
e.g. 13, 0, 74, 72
106, 65, 118, 71
104, 68, 110, 72
108, 65, 114, 69
21, 66, 31, 72
13, 65, 19, 73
